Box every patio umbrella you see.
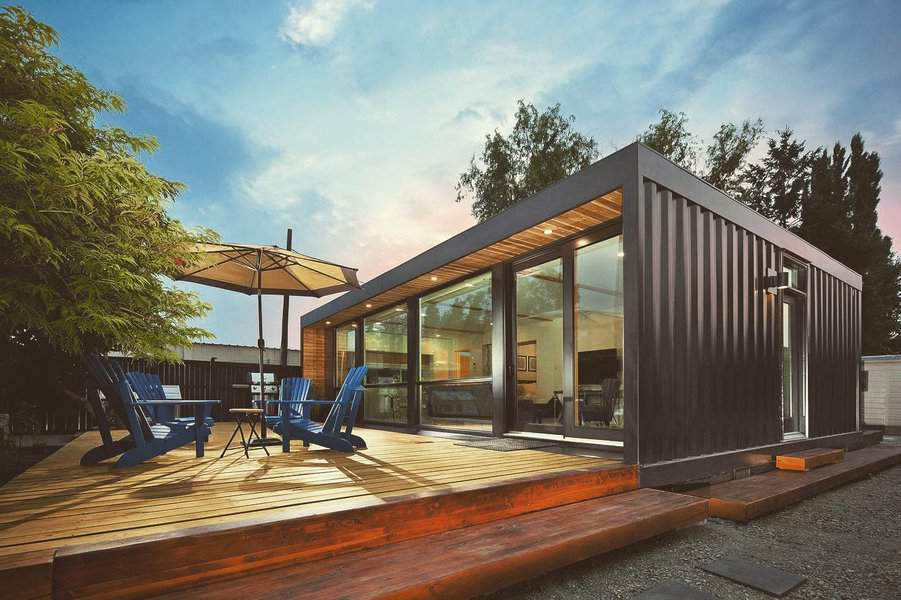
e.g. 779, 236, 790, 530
175, 242, 360, 443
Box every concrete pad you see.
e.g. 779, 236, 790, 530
701, 556, 805, 597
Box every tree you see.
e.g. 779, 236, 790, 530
797, 143, 850, 260
737, 128, 809, 227
798, 136, 901, 353
844, 135, 901, 353
637, 109, 701, 172
704, 118, 765, 193
456, 100, 598, 222
0, 8, 217, 366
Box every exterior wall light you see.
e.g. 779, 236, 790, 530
764, 268, 790, 295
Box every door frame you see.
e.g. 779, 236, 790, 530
505, 221, 625, 441
781, 254, 808, 439
509, 250, 566, 435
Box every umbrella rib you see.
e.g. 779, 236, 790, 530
280, 265, 318, 295
178, 252, 248, 278
279, 257, 358, 287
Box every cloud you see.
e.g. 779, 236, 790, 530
279, 0, 373, 48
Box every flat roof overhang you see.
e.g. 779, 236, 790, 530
302, 142, 863, 330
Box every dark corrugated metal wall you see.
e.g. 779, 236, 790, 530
807, 268, 860, 436
635, 180, 860, 464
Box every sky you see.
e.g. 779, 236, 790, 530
20, 0, 901, 349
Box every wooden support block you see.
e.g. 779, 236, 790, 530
0, 549, 54, 600
776, 447, 844, 471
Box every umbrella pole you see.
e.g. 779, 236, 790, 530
257, 250, 269, 439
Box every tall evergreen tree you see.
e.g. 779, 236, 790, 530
798, 136, 901, 353
737, 129, 809, 227
844, 135, 901, 353
798, 144, 851, 261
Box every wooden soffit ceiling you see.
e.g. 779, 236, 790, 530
309, 188, 623, 328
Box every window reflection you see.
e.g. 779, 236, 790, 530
420, 272, 493, 429
514, 258, 564, 430
574, 235, 624, 429
363, 305, 408, 423
334, 322, 356, 391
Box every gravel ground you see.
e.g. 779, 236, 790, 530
487, 439, 901, 600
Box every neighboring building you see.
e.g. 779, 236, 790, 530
298, 143, 863, 484
862, 355, 901, 434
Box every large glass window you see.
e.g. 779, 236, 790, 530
420, 272, 493, 430
574, 235, 624, 429
514, 258, 564, 430
334, 322, 357, 391
363, 305, 408, 423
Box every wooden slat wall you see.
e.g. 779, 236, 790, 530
637, 181, 782, 464
807, 267, 860, 436
301, 328, 329, 398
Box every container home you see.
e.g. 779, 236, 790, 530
299, 143, 864, 484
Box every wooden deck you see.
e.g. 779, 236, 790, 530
0, 427, 630, 599
692, 445, 901, 522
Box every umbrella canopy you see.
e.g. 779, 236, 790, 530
176, 243, 360, 296
174, 242, 361, 443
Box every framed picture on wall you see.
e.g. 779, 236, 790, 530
527, 356, 537, 372
517, 355, 527, 371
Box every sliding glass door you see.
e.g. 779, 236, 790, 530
508, 226, 624, 440
513, 257, 564, 433
573, 235, 624, 435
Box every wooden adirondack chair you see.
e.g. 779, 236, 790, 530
81, 354, 140, 466
82, 354, 219, 467
263, 377, 311, 427
126, 372, 215, 426
271, 366, 368, 453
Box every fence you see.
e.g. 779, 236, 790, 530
4, 359, 300, 434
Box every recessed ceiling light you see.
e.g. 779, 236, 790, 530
325, 321, 331, 325
395, 307, 403, 312
543, 228, 553, 235
430, 276, 438, 281
435, 333, 441, 337
365, 303, 372, 308
351, 323, 357, 327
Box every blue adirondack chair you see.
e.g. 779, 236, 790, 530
262, 377, 311, 427
81, 354, 140, 465
272, 366, 368, 453
82, 354, 219, 467
126, 371, 215, 426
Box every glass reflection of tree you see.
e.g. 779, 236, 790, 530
516, 263, 563, 319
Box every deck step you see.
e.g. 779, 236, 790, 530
151, 488, 708, 600
50, 464, 636, 600
775, 447, 844, 471
692, 446, 901, 522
